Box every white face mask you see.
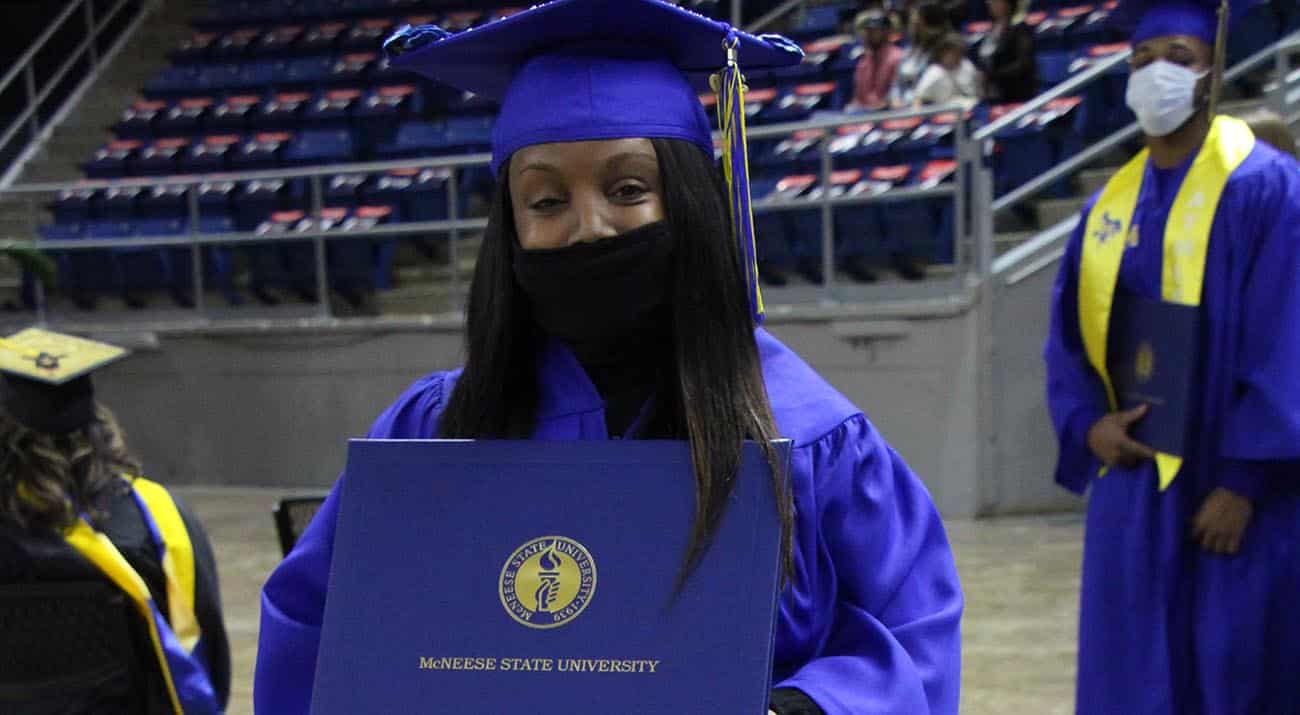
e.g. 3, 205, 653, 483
1125, 60, 1207, 137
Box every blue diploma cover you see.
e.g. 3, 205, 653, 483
1107, 290, 1201, 456
311, 439, 792, 714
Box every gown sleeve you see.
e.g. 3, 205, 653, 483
773, 414, 963, 714
1216, 157, 1300, 499
1043, 203, 1110, 494
253, 374, 448, 715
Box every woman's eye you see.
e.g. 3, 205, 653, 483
612, 183, 649, 200
529, 197, 563, 211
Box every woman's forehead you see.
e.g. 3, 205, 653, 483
510, 138, 659, 176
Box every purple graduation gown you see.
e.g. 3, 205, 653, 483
1045, 141, 1300, 715
255, 329, 963, 714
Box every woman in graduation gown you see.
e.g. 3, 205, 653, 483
1044, 1, 1300, 712
255, 2, 964, 713
0, 330, 229, 714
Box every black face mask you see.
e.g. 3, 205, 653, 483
512, 220, 673, 345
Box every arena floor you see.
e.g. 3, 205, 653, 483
178, 487, 1084, 714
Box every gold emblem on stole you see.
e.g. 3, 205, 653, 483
499, 536, 597, 629
1135, 341, 1155, 384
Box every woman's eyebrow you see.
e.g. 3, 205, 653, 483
516, 161, 560, 176
600, 152, 660, 175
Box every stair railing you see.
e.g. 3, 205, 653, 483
0, 0, 157, 188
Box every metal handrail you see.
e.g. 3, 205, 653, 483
972, 48, 1131, 142
746, 0, 807, 34
0, 1, 86, 98
1, 152, 494, 194
0, 0, 135, 159
987, 29, 1300, 215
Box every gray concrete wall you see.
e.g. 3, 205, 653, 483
93, 306, 998, 518
987, 259, 1087, 514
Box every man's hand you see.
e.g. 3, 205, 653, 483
1191, 487, 1254, 555
1086, 405, 1157, 467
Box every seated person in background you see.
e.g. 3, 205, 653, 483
890, 1, 950, 107
1242, 108, 1298, 158
0, 329, 229, 715
914, 33, 981, 107
847, 10, 903, 111
975, 0, 1039, 103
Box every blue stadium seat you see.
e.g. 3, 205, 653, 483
742, 87, 779, 124
144, 66, 202, 98
1033, 7, 1088, 52
298, 21, 347, 55
247, 209, 314, 302
284, 129, 355, 165
113, 100, 168, 139
86, 220, 170, 307
1069, 43, 1131, 139
374, 120, 446, 158
337, 18, 392, 53
251, 92, 312, 130
362, 167, 451, 224
40, 222, 107, 309
366, 55, 412, 84
752, 174, 817, 275
328, 205, 397, 296
138, 185, 189, 220
197, 180, 239, 218
280, 55, 335, 88
50, 188, 100, 224
441, 10, 484, 32
1037, 49, 1073, 88
100, 186, 144, 220
134, 138, 191, 176
207, 94, 264, 134
762, 82, 838, 123
302, 88, 361, 129
155, 97, 216, 137
443, 116, 493, 153
1072, 5, 1117, 48
235, 179, 289, 230
171, 31, 219, 64
178, 134, 243, 173
757, 128, 825, 174
230, 132, 292, 171
213, 29, 263, 61
126, 219, 187, 302
329, 52, 377, 86
828, 121, 889, 170
251, 25, 304, 58
788, 2, 849, 41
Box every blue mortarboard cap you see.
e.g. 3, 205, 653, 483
1112, 0, 1261, 45
384, 0, 803, 175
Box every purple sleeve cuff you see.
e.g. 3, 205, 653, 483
769, 687, 824, 715
1218, 459, 1274, 501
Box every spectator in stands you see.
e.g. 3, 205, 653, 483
848, 10, 904, 111
1045, 0, 1300, 712
914, 33, 981, 107
1243, 108, 1298, 157
257, 3, 964, 715
0, 329, 230, 714
890, 1, 951, 107
975, 0, 1039, 103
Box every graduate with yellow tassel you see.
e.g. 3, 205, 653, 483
0, 328, 229, 714
1043, 0, 1300, 711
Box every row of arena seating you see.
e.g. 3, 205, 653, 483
33, 0, 1292, 309
166, 3, 1118, 68
191, 0, 722, 31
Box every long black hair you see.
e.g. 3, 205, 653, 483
439, 138, 794, 582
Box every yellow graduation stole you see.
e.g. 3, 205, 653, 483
62, 476, 207, 715
1078, 115, 1255, 490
